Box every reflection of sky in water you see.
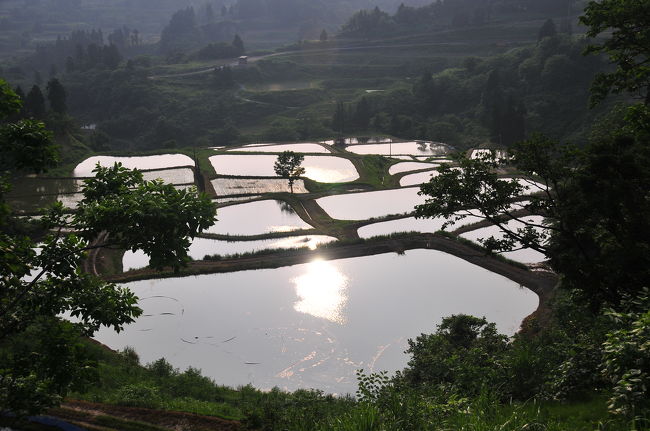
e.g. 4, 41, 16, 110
460, 216, 548, 264
357, 215, 483, 238
317, 187, 424, 220
293, 260, 348, 324
205, 200, 311, 235
227, 143, 329, 153
73, 154, 194, 177
208, 155, 359, 183
399, 170, 440, 186
123, 236, 337, 271
96, 250, 538, 395
389, 162, 439, 175
347, 142, 448, 156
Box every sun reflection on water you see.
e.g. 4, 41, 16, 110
292, 260, 349, 324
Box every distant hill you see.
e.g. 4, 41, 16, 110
0, 0, 431, 58
340, 0, 586, 39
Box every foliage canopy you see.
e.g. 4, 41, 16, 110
0, 78, 216, 415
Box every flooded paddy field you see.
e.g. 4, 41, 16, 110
317, 187, 423, 220
460, 216, 548, 264
73, 154, 195, 177
209, 155, 358, 183
123, 235, 338, 271
211, 178, 308, 195
347, 141, 449, 156
400, 170, 440, 186
96, 249, 538, 395
14, 144, 550, 396
227, 143, 330, 153
389, 162, 439, 175
357, 214, 484, 239
205, 199, 312, 235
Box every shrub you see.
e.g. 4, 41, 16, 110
115, 384, 161, 408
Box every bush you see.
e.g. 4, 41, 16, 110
602, 289, 650, 418
115, 384, 161, 408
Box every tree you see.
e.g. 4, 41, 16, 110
601, 289, 650, 417
538, 18, 557, 42
354, 97, 372, 130
24, 85, 46, 118
205, 3, 215, 22
399, 314, 508, 395
0, 79, 217, 414
46, 78, 66, 114
580, 0, 650, 105
274, 151, 305, 193
332, 101, 347, 134
415, 111, 650, 309
319, 29, 328, 42
65, 56, 75, 73
232, 34, 244, 55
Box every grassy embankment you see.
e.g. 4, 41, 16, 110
29, 337, 627, 431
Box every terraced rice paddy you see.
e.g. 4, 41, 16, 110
317, 187, 423, 220
73, 154, 195, 177
357, 214, 484, 238
98, 250, 538, 394
209, 154, 358, 183
17, 143, 548, 396
389, 162, 439, 175
400, 170, 439, 186
460, 216, 548, 264
123, 235, 338, 271
211, 178, 308, 195
347, 141, 449, 156
205, 199, 312, 235
227, 143, 330, 153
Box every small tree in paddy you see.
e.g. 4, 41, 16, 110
274, 151, 305, 193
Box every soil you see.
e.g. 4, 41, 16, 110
52, 400, 242, 431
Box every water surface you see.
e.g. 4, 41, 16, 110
212, 178, 308, 195
227, 143, 329, 153
96, 250, 538, 394
209, 155, 358, 183
389, 162, 439, 175
357, 215, 483, 238
400, 170, 439, 186
347, 142, 448, 156
317, 188, 423, 220
123, 235, 337, 271
460, 216, 548, 264
205, 200, 312, 235
74, 155, 194, 177
140, 168, 195, 185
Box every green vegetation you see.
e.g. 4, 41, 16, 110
53, 331, 642, 430
273, 150, 305, 193
1, 0, 649, 429
0, 80, 217, 415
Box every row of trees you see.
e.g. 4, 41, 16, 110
28, 29, 126, 75
12, 79, 67, 119
160, 6, 244, 56
196, 35, 245, 60
341, 0, 576, 38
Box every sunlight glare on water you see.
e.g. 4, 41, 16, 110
293, 260, 349, 324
